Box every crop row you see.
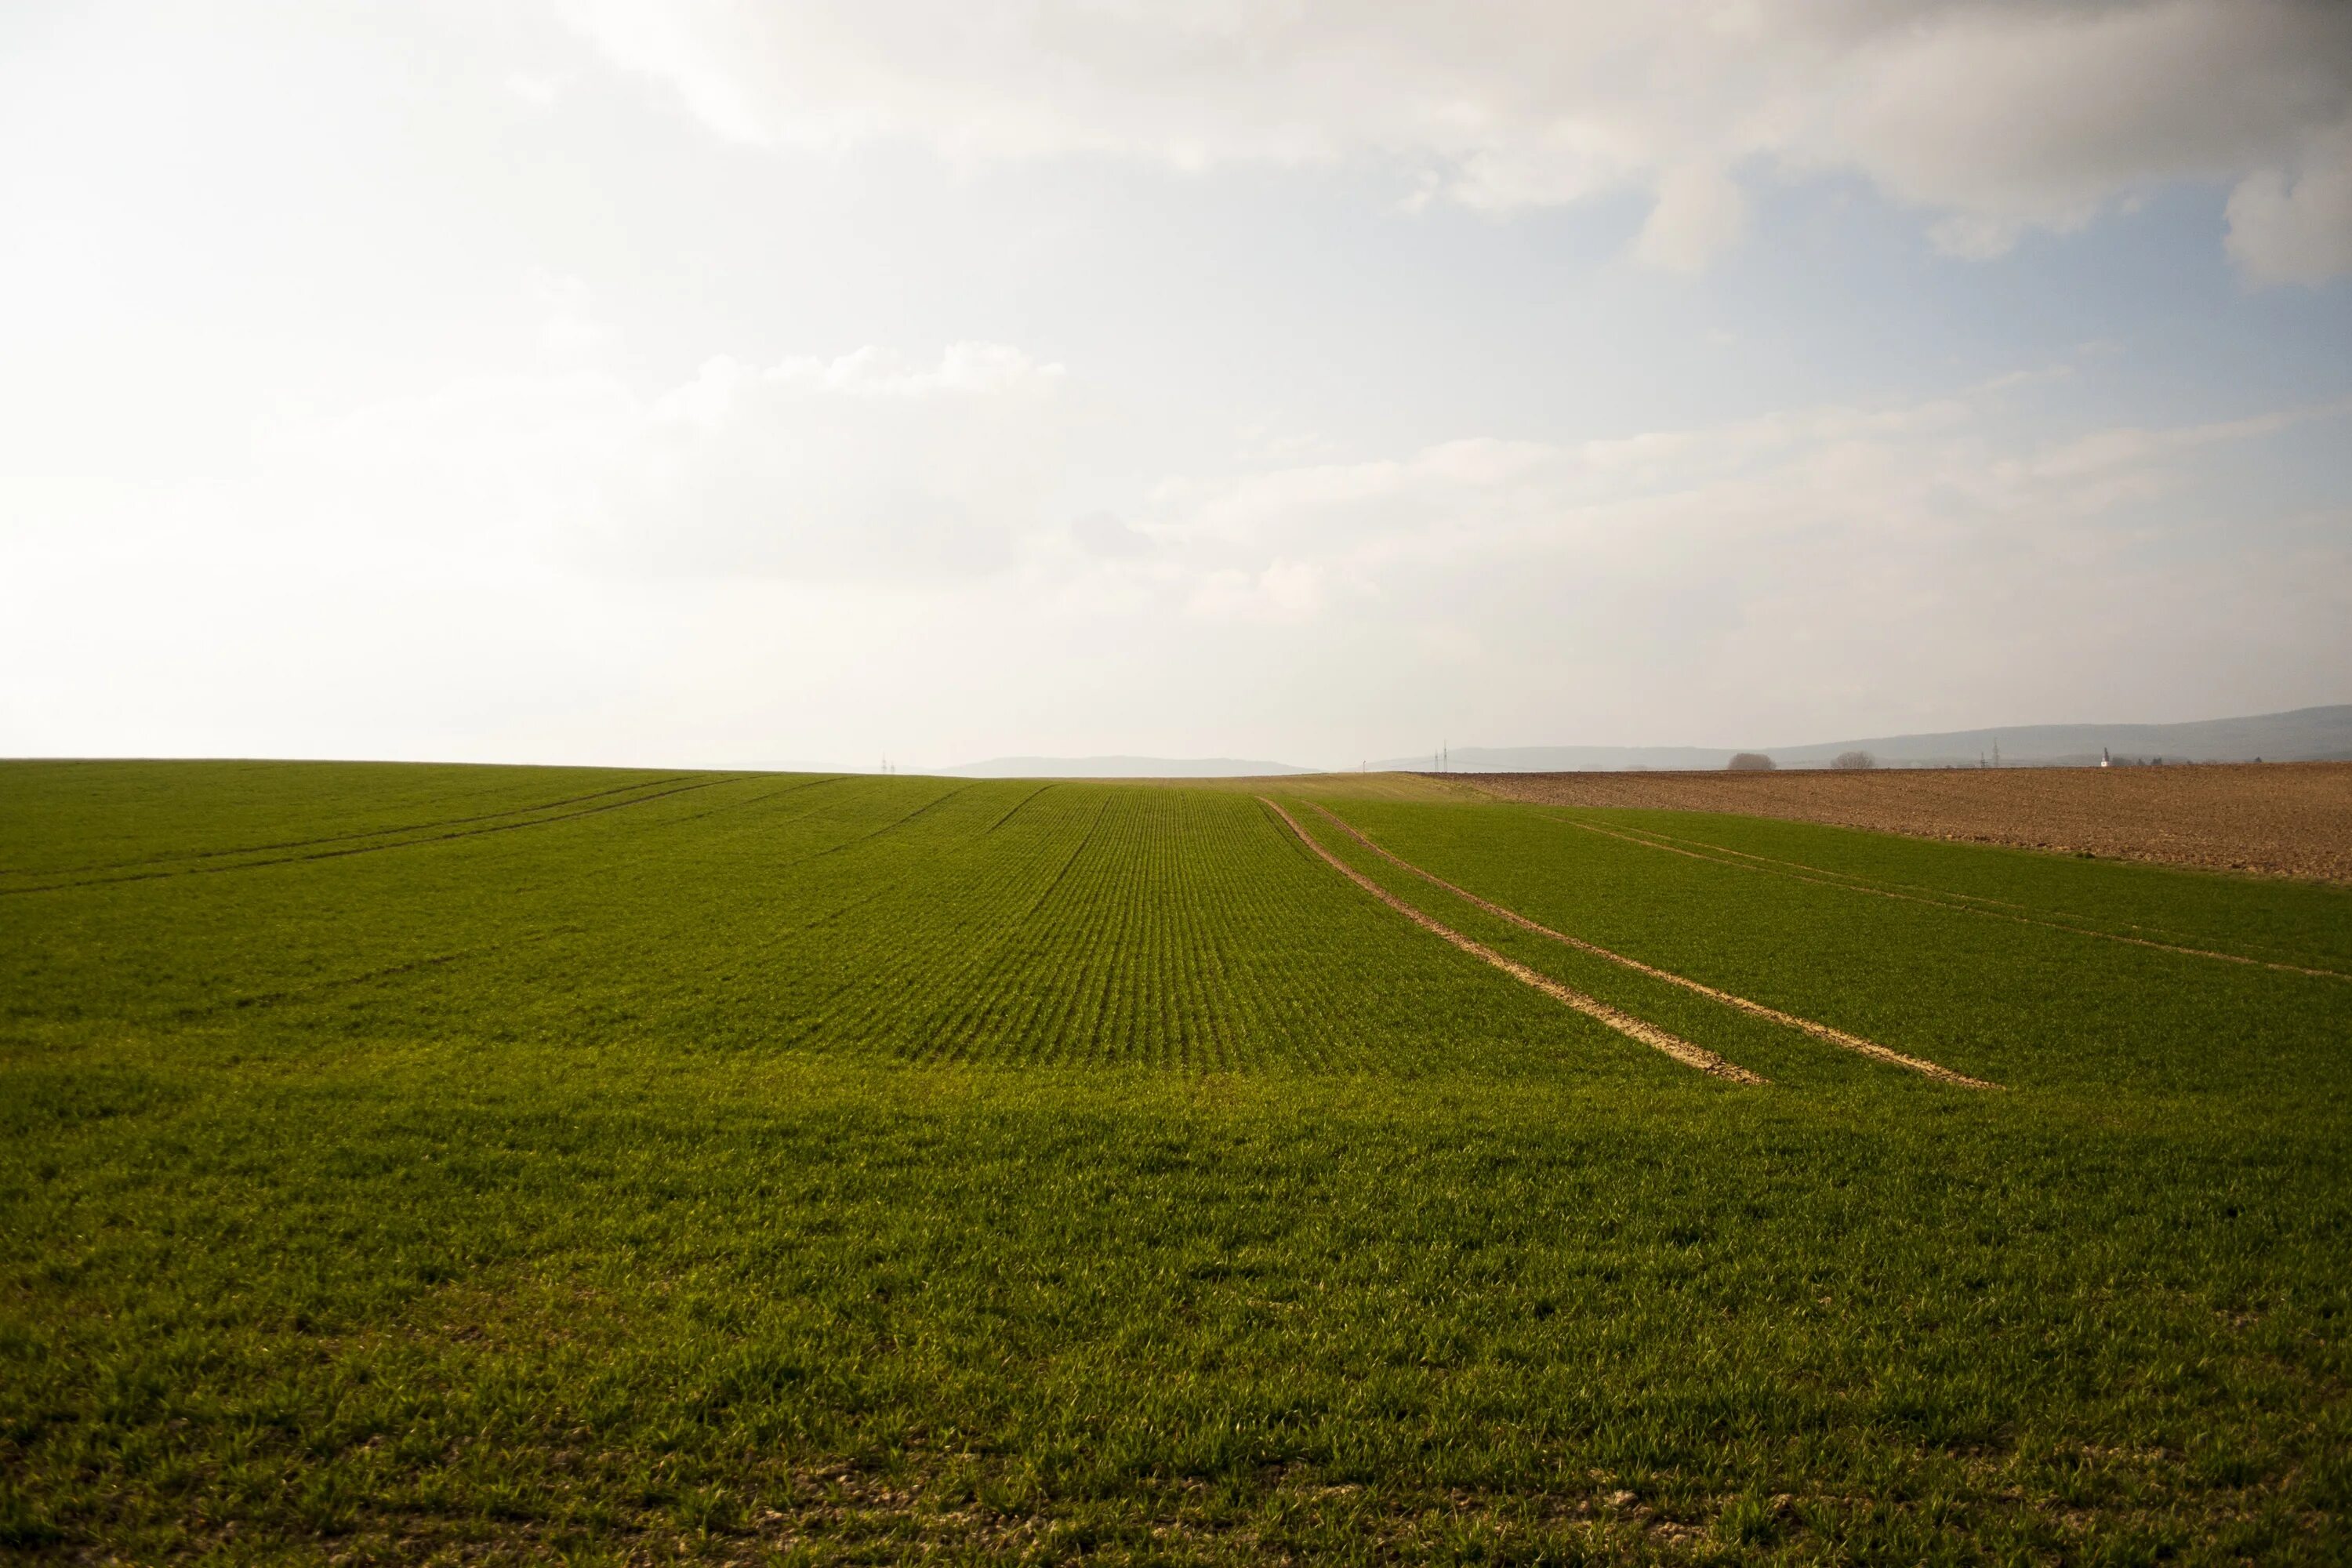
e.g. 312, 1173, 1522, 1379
1312, 793, 2352, 1100
3, 765, 1690, 1082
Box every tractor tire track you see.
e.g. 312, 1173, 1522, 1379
630, 774, 846, 834
1261, 797, 1762, 1085
1555, 815, 2351, 984
1022, 793, 1115, 916
0, 775, 706, 879
4, 778, 735, 896
1592, 819, 2349, 975
797, 782, 982, 866
166, 925, 589, 1022
985, 781, 1062, 834
1309, 803, 1997, 1088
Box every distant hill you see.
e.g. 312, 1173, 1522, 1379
1376, 704, 2352, 772
1764, 706, 2352, 768
942, 755, 1316, 779
1377, 745, 1734, 773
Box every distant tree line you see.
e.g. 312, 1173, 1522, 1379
1725, 751, 1878, 771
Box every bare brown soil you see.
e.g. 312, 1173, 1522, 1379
1307, 804, 1998, 1088
1260, 797, 1764, 1084
1457, 761, 2352, 884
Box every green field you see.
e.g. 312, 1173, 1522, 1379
4, 761, 2349, 1563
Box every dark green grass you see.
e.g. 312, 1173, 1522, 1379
2, 764, 2348, 1563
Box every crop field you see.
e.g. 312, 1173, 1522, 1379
4, 760, 2350, 1563
1461, 761, 2352, 884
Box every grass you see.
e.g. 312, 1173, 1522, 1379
2, 761, 2348, 1563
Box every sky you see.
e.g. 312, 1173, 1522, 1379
2, 0, 2349, 771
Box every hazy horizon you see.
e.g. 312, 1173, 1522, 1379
5, 2, 2348, 771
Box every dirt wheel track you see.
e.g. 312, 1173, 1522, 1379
1260, 797, 1763, 1085
1308, 804, 1998, 1089
1559, 815, 2350, 983
1457, 761, 2352, 884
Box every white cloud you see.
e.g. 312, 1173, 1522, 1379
1797, 1, 2345, 247
608, 343, 1069, 576
1187, 557, 1326, 624
7, 344, 2346, 764
2226, 124, 2352, 285
526, 269, 611, 360
557, 0, 2352, 277
213, 345, 2351, 641
1634, 162, 1747, 274
505, 71, 562, 109
1105, 389, 2352, 697
252, 343, 1071, 583
1069, 510, 1152, 558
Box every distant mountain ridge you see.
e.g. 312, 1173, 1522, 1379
942, 755, 1316, 779
1373, 704, 2352, 773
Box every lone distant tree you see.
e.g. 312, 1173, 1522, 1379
1726, 753, 1776, 771
1831, 750, 1877, 771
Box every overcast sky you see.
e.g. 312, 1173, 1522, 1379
4, 1, 2349, 770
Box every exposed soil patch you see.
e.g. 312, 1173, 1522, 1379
1261, 797, 1763, 1084
1457, 762, 2352, 884
1308, 804, 1998, 1088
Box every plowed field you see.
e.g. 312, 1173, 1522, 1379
1460, 760, 2352, 882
